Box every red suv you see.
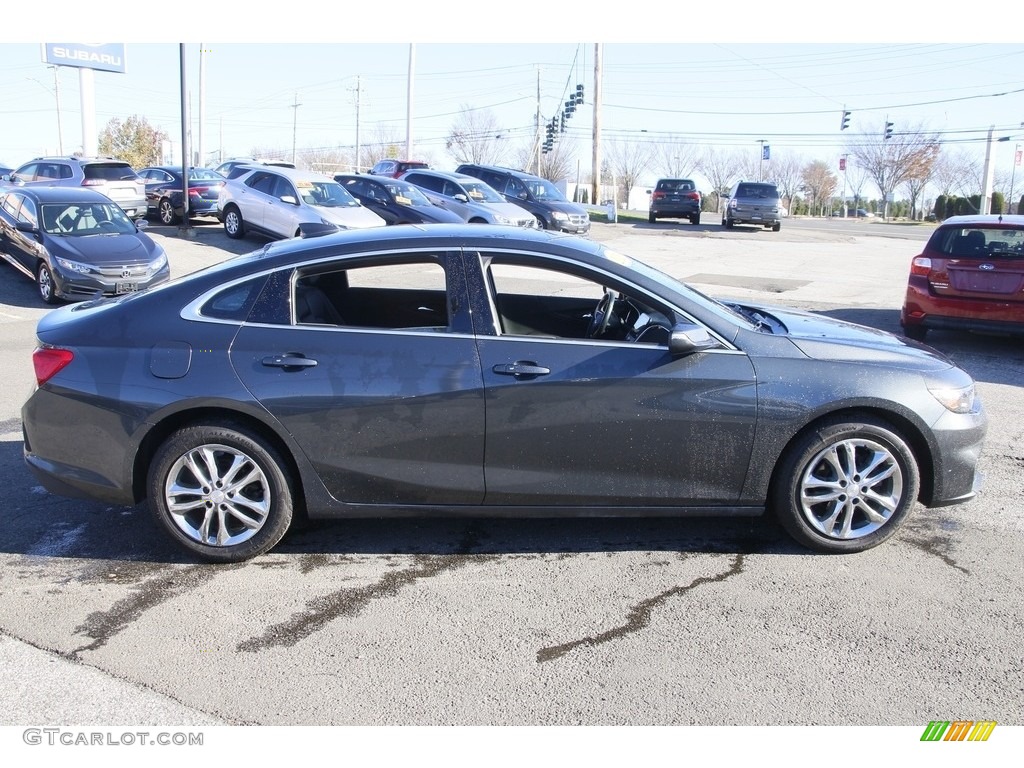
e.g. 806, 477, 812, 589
900, 214, 1024, 341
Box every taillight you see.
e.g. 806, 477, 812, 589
33, 347, 74, 386
81, 178, 103, 186
910, 256, 932, 276
685, 191, 700, 201
651, 191, 665, 201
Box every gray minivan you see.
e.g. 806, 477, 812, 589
723, 181, 782, 231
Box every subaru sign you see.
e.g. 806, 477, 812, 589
43, 43, 126, 73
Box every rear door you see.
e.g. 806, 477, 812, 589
230, 251, 486, 505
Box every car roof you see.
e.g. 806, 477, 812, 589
24, 156, 127, 165
238, 166, 337, 183
938, 214, 1024, 227
5, 185, 117, 202
404, 169, 479, 182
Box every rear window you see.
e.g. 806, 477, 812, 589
83, 163, 138, 181
735, 183, 778, 199
656, 179, 695, 192
930, 226, 1024, 259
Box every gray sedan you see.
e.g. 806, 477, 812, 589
21, 225, 986, 562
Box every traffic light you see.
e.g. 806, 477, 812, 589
884, 121, 894, 140
840, 110, 851, 131
574, 84, 584, 105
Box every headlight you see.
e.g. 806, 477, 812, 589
493, 214, 512, 225
552, 211, 568, 221
929, 383, 976, 414
55, 257, 92, 274
148, 252, 168, 272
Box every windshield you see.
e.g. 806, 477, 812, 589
40, 202, 137, 236
385, 181, 431, 206
527, 178, 567, 202
296, 180, 360, 208
461, 181, 505, 204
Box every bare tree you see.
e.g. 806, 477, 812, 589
652, 140, 701, 178
513, 141, 577, 184
605, 139, 653, 204
843, 162, 871, 211
901, 143, 940, 220
931, 149, 979, 198
698, 147, 742, 215
801, 159, 838, 216
848, 122, 941, 218
445, 106, 508, 166
299, 147, 352, 175
771, 151, 805, 214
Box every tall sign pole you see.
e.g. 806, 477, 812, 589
591, 43, 602, 207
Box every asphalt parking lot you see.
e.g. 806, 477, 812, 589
0, 217, 1022, 730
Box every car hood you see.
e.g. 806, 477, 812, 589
412, 205, 465, 223
544, 200, 588, 215
759, 304, 956, 371
47, 232, 158, 265
316, 205, 386, 229
486, 201, 534, 220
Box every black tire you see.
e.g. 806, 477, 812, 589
535, 215, 547, 230
648, 212, 657, 224
772, 222, 781, 232
724, 217, 734, 229
691, 214, 700, 225
903, 324, 928, 342
147, 423, 294, 563
158, 198, 179, 225
36, 263, 60, 305
771, 415, 920, 553
223, 205, 245, 239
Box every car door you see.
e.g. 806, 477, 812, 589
262, 175, 300, 238
230, 252, 486, 505
0, 191, 43, 276
237, 171, 277, 230
469, 251, 758, 507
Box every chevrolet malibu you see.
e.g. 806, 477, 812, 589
22, 225, 986, 562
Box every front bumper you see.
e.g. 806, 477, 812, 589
53, 263, 171, 301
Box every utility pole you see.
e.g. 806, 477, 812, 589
51, 66, 64, 155
198, 45, 206, 167
406, 44, 415, 160
353, 75, 362, 172
534, 67, 541, 176
177, 44, 194, 237
758, 140, 766, 182
591, 43, 603, 208
291, 91, 301, 166
981, 125, 996, 215
841, 154, 849, 218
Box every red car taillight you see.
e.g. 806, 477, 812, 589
651, 191, 666, 201
910, 256, 932, 276
81, 178, 103, 186
685, 191, 700, 201
33, 347, 74, 386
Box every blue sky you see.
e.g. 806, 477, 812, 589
2, 9, 1021, 188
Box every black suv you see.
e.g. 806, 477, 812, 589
648, 178, 702, 225
455, 164, 590, 234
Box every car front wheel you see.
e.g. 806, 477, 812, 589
223, 206, 245, 239
36, 262, 59, 305
147, 423, 294, 562
771, 415, 920, 553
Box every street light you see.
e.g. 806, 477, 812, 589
998, 135, 1022, 214
27, 66, 64, 155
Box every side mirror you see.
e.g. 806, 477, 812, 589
646, 189, 652, 195
16, 220, 38, 233
135, 218, 149, 230
280, 194, 299, 206
453, 194, 469, 203
668, 323, 719, 356
517, 191, 528, 200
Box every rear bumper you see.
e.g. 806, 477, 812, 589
901, 281, 1024, 335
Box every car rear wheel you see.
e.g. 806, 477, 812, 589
772, 222, 781, 232
690, 214, 700, 225
649, 212, 656, 223
223, 206, 245, 239
148, 423, 294, 563
36, 263, 59, 305
771, 415, 920, 553
535, 215, 547, 229
158, 198, 179, 225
